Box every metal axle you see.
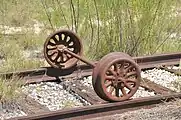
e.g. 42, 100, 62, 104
63, 48, 96, 68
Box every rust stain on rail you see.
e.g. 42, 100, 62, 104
11, 93, 181, 120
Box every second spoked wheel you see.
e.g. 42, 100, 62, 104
93, 52, 141, 102
44, 30, 83, 69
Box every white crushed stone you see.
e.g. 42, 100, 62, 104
132, 87, 155, 98
82, 76, 155, 98
81, 76, 93, 89
141, 68, 181, 92
0, 103, 26, 119
22, 82, 88, 111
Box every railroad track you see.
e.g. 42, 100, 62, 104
1, 30, 181, 119
1, 52, 181, 84
11, 93, 181, 120
2, 52, 181, 120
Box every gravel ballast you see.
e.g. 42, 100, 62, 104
82, 76, 155, 98
0, 102, 26, 120
132, 87, 155, 98
1, 67, 180, 119
141, 68, 181, 92
22, 82, 88, 111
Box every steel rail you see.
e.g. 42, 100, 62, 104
10, 92, 181, 120
3, 52, 181, 120
135, 52, 181, 69
0, 52, 181, 82
0, 52, 178, 107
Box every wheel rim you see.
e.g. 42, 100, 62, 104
92, 52, 128, 101
100, 58, 141, 101
92, 52, 131, 88
44, 30, 83, 69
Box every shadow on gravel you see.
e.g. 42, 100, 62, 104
43, 66, 76, 77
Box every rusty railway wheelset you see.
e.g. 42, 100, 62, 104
44, 29, 141, 102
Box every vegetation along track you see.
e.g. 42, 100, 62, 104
1, 52, 181, 120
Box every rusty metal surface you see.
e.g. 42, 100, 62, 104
140, 78, 175, 94
93, 52, 141, 102
0, 68, 46, 79
18, 93, 50, 115
11, 92, 181, 120
2, 52, 181, 119
1, 52, 181, 81
0, 64, 91, 81
64, 80, 105, 105
64, 49, 95, 67
44, 30, 83, 69
134, 52, 181, 69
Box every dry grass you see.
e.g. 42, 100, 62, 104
0, 76, 23, 102
1, 0, 181, 60
0, 36, 44, 73
0, 0, 181, 102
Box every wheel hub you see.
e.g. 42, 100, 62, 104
57, 45, 66, 52
112, 71, 127, 87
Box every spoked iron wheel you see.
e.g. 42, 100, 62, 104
44, 30, 83, 69
92, 52, 131, 98
93, 53, 141, 102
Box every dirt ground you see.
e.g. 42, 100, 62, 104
88, 99, 181, 120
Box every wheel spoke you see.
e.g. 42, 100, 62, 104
119, 63, 124, 73
47, 49, 57, 54
47, 47, 56, 50
52, 53, 59, 62
108, 69, 116, 76
48, 51, 57, 57
62, 53, 68, 62
126, 71, 137, 78
121, 87, 127, 95
64, 53, 70, 59
105, 75, 115, 80
124, 82, 133, 90
60, 54, 64, 62
124, 65, 134, 73
67, 39, 72, 44
126, 78, 137, 83
109, 86, 114, 94
115, 86, 119, 97
66, 53, 72, 58
52, 36, 58, 43
105, 81, 112, 87
113, 63, 119, 73
48, 41, 56, 46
